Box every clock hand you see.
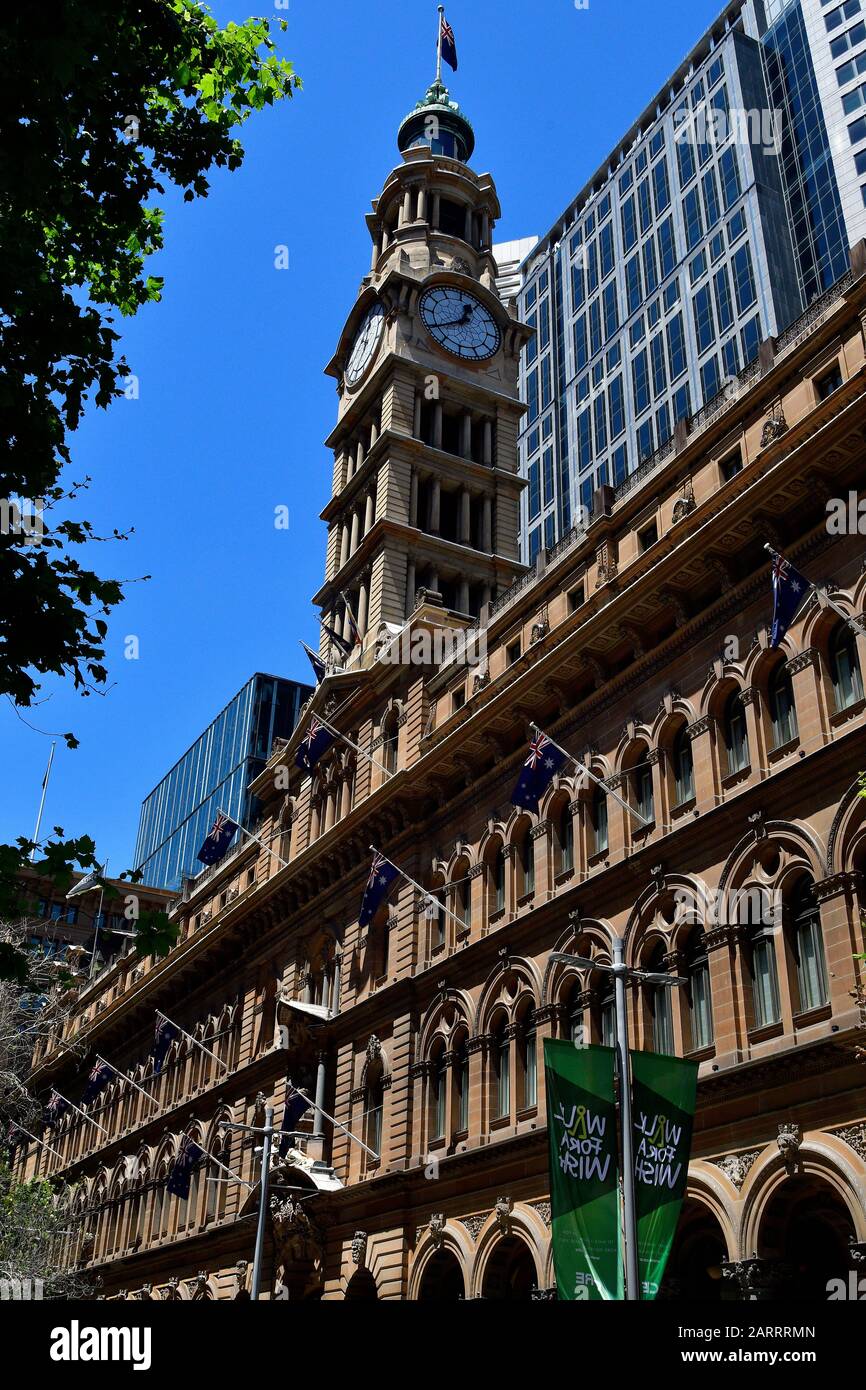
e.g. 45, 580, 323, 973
438, 304, 476, 327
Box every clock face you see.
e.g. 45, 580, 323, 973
419, 287, 502, 362
345, 302, 385, 387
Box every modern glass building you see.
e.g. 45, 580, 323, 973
508, 0, 866, 559
133, 674, 312, 892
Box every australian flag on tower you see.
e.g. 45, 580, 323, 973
166, 1135, 205, 1199
81, 1060, 113, 1106
279, 1086, 312, 1157
295, 718, 337, 773
511, 731, 569, 814
440, 13, 458, 70
770, 551, 812, 649
196, 812, 239, 867
45, 1091, 70, 1131
152, 1017, 178, 1076
359, 852, 400, 927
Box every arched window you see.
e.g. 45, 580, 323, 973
454, 1036, 470, 1133
364, 1061, 384, 1158
789, 877, 828, 1013
591, 783, 609, 855
768, 662, 797, 748
518, 825, 535, 898
558, 801, 574, 873
494, 845, 506, 912
382, 712, 399, 775
566, 981, 585, 1045
672, 726, 695, 805
430, 1044, 447, 1141
630, 748, 655, 823
722, 691, 749, 774
743, 887, 780, 1029
647, 945, 674, 1054
830, 622, 864, 710
517, 1007, 537, 1110
599, 981, 616, 1047
685, 929, 713, 1050
491, 1015, 510, 1120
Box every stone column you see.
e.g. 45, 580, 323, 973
481, 210, 490, 247
460, 488, 471, 543
364, 491, 375, 535
313, 1053, 327, 1138
369, 418, 378, 447
406, 561, 416, 617
431, 192, 441, 229
349, 509, 360, 555
458, 578, 470, 614
331, 955, 342, 1015
356, 439, 365, 473
461, 412, 472, 460
483, 418, 493, 465
340, 520, 351, 568
429, 478, 441, 535
814, 872, 863, 1017
402, 187, 414, 225
482, 496, 493, 552
413, 389, 422, 439
409, 468, 419, 527
464, 204, 473, 243
740, 686, 764, 776
417, 187, 427, 221
357, 577, 369, 638
433, 402, 443, 451
687, 717, 717, 811
785, 648, 825, 755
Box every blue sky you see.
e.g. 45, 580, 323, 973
1, 0, 725, 875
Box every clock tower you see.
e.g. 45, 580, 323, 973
314, 73, 531, 663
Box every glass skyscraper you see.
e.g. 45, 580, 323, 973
133, 673, 312, 891
505, 0, 866, 560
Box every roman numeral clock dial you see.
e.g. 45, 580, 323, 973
419, 286, 502, 362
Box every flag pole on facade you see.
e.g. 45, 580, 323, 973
292, 1087, 380, 1161
214, 808, 290, 872
8, 1120, 64, 1165
436, 4, 445, 82
316, 714, 393, 778
367, 845, 466, 932
29, 740, 56, 861
154, 1009, 229, 1075
51, 1088, 109, 1138
96, 1054, 160, 1112
764, 542, 866, 639
88, 858, 108, 980
529, 723, 651, 827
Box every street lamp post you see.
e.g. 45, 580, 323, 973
550, 945, 687, 1301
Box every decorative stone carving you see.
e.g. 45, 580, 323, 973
472, 663, 491, 694
785, 647, 819, 676
834, 1123, 866, 1162
365, 1035, 382, 1066
671, 479, 696, 524
850, 1240, 866, 1266
686, 716, 713, 741
776, 1122, 802, 1170
722, 1254, 796, 1299
429, 1213, 446, 1246
712, 1151, 760, 1189
461, 1213, 489, 1242
351, 1230, 368, 1266
190, 1271, 209, 1300
760, 407, 788, 448
271, 1193, 322, 1265
494, 1195, 512, 1232
530, 616, 550, 645
531, 1200, 552, 1227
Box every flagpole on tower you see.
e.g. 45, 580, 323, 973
436, 5, 445, 83
30, 740, 56, 861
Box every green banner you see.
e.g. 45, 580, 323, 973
544, 1040, 622, 1301
630, 1050, 698, 1300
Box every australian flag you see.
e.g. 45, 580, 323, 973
440, 14, 458, 70
279, 1086, 312, 1158
81, 1060, 113, 1106
511, 732, 569, 814
45, 1090, 70, 1131
152, 1017, 177, 1076
359, 852, 400, 927
301, 641, 327, 684
295, 718, 337, 774
770, 552, 812, 648
196, 812, 239, 867
167, 1135, 205, 1199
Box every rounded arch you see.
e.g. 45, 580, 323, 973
541, 919, 614, 1007
650, 698, 698, 747
473, 955, 543, 1036
408, 1223, 474, 1301
718, 820, 827, 900
740, 1132, 866, 1258
699, 662, 746, 719
827, 775, 866, 875
470, 1203, 548, 1300
417, 988, 474, 1058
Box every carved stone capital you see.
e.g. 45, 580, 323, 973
687, 716, 714, 741
784, 647, 820, 676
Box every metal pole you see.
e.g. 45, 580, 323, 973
613, 938, 640, 1302
436, 5, 444, 83
251, 1106, 275, 1301
30, 741, 56, 861
529, 723, 651, 827
88, 860, 107, 980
